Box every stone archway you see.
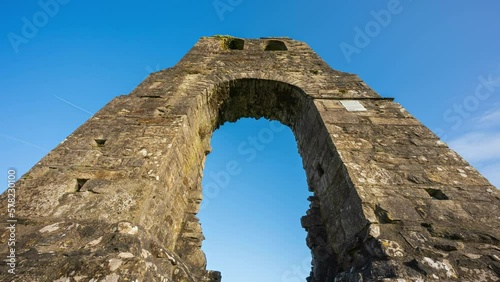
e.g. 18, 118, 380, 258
0, 36, 498, 281
190, 78, 367, 282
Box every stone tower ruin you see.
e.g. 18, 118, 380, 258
1, 36, 499, 281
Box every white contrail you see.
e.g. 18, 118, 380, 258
53, 95, 94, 116
0, 134, 47, 151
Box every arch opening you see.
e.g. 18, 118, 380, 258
170, 78, 373, 281
185, 78, 364, 281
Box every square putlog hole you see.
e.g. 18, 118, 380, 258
76, 178, 89, 192
94, 139, 107, 147
425, 188, 449, 200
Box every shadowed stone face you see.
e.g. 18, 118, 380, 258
0, 36, 498, 281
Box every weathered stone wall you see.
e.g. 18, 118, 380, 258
0, 36, 498, 281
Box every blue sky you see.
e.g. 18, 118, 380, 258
1, 1, 499, 281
